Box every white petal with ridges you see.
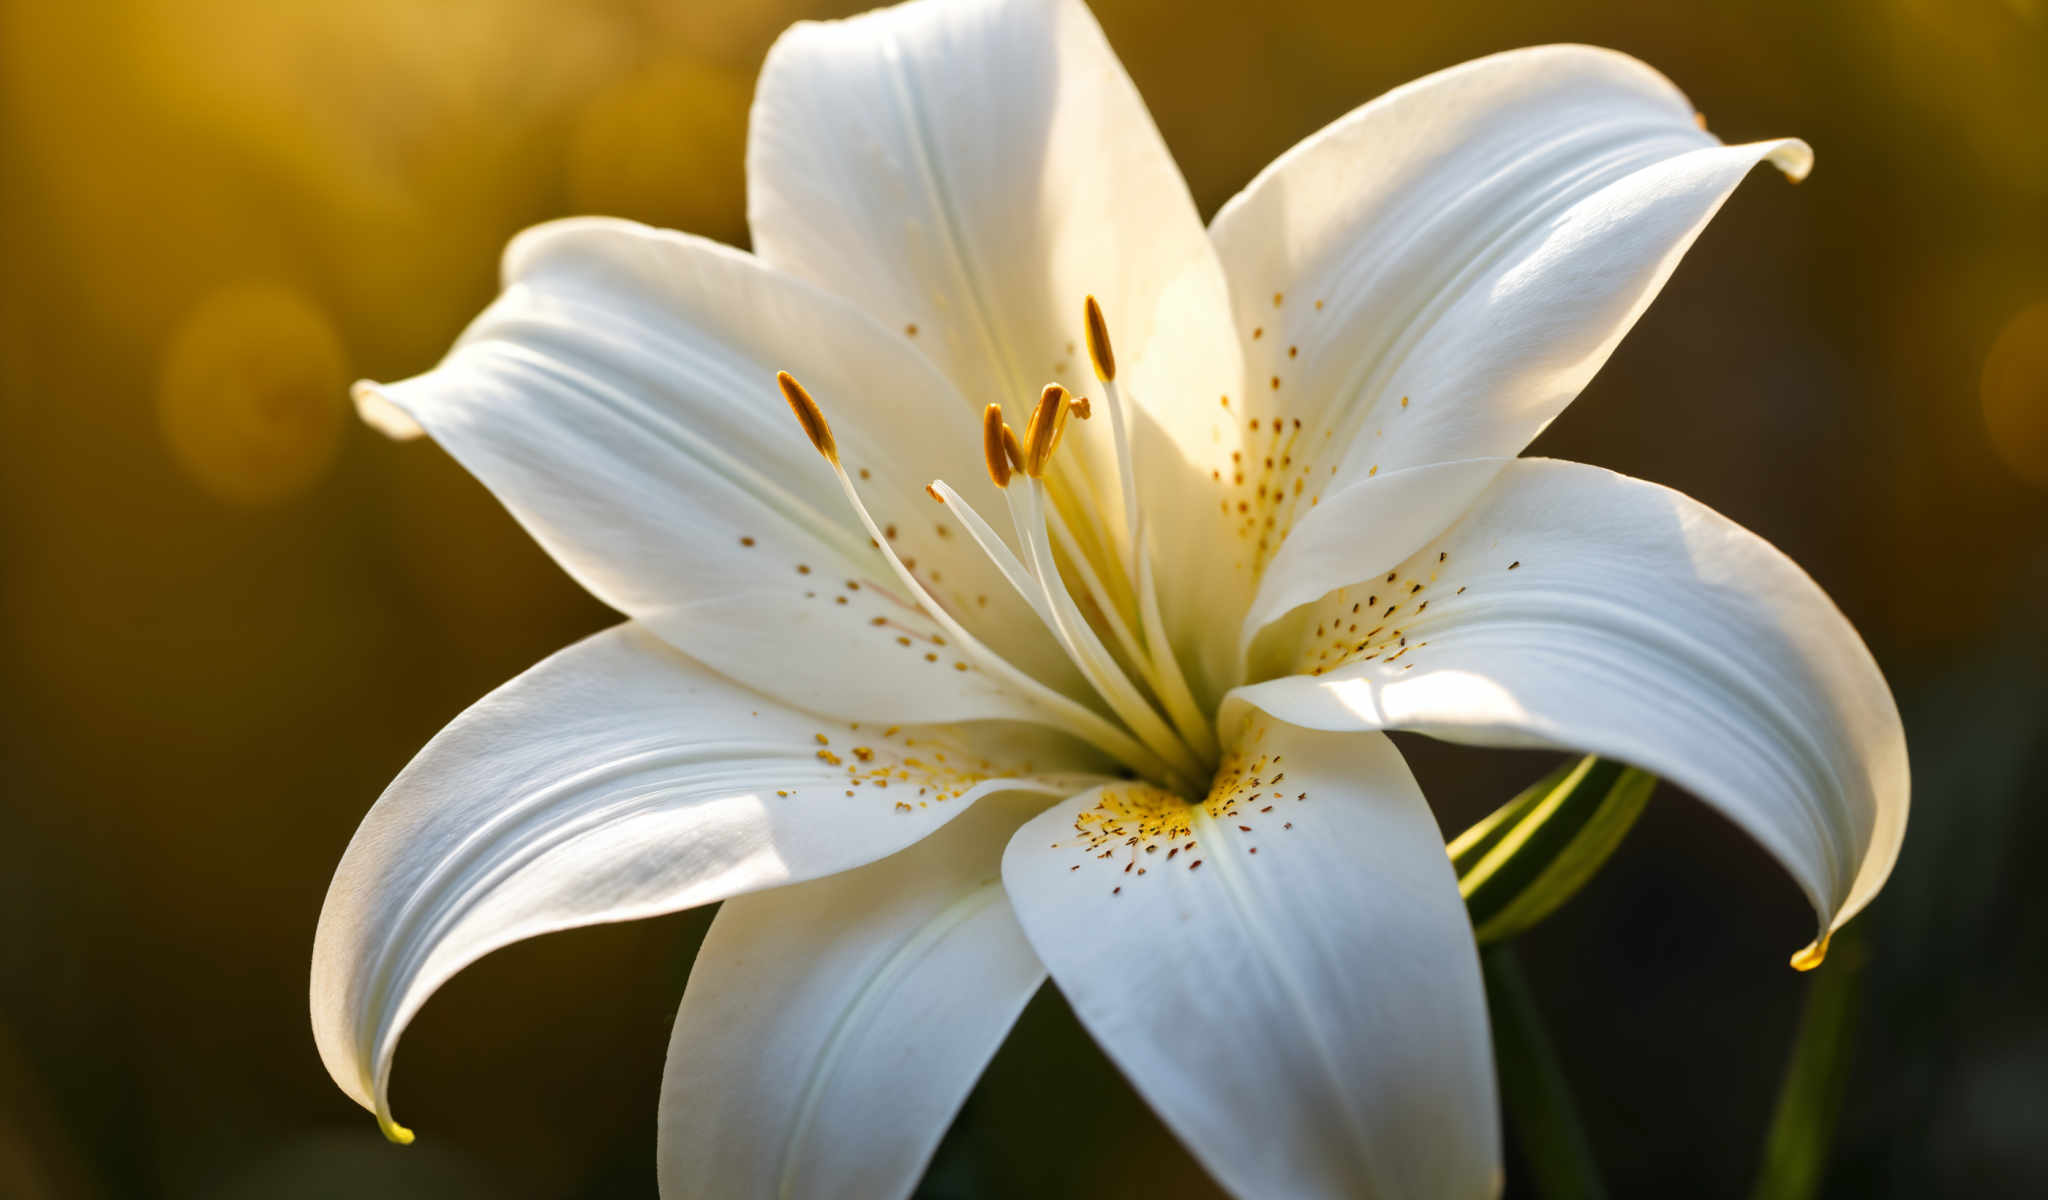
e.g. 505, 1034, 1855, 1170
1210, 45, 1808, 571
658, 793, 1049, 1200
1238, 458, 1510, 668
311, 624, 1101, 1142
1229, 459, 1907, 953
747, 0, 1250, 698
357, 217, 1086, 725
1002, 717, 1498, 1198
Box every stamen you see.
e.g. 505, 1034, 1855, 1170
1069, 394, 1092, 420
927, 479, 1051, 629
1134, 543, 1220, 762
777, 371, 836, 465
1023, 384, 1069, 477
1084, 294, 1116, 383
1082, 301, 1142, 561
1049, 393, 1075, 458
1000, 423, 1025, 473
1039, 497, 1162, 692
776, 372, 1173, 778
981, 404, 1012, 489
1075, 297, 1216, 762
1010, 480, 1205, 788
944, 466, 1175, 768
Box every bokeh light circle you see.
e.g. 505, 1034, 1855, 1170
157, 281, 349, 505
1981, 300, 2048, 488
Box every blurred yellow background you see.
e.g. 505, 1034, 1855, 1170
3, 0, 2046, 1196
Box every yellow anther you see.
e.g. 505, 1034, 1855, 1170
1069, 394, 1092, 419
925, 482, 945, 503
1789, 931, 1830, 972
981, 403, 1012, 488
1083, 295, 1116, 383
1023, 384, 1069, 477
1048, 393, 1074, 458
777, 371, 836, 465
1000, 423, 1025, 473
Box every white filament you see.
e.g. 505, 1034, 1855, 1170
1010, 481, 1207, 789
1097, 375, 1219, 762
824, 463, 1175, 779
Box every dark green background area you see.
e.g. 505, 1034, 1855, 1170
3, 0, 2045, 1195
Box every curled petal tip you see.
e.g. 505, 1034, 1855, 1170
378, 1116, 417, 1146
1789, 930, 1830, 972
1766, 138, 1815, 184
352, 380, 426, 441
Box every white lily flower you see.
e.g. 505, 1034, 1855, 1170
312, 0, 1909, 1195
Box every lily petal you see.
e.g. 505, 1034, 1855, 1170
311, 623, 1100, 1143
658, 793, 1048, 1199
1210, 45, 1809, 572
747, 0, 1249, 695
1238, 458, 1510, 664
1002, 717, 1499, 1198
358, 216, 1087, 725
1228, 459, 1907, 955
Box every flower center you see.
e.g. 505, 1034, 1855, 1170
778, 298, 1218, 796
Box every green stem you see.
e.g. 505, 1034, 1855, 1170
1482, 944, 1605, 1200
1751, 932, 1863, 1200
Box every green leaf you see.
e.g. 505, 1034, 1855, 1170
1453, 756, 1655, 943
